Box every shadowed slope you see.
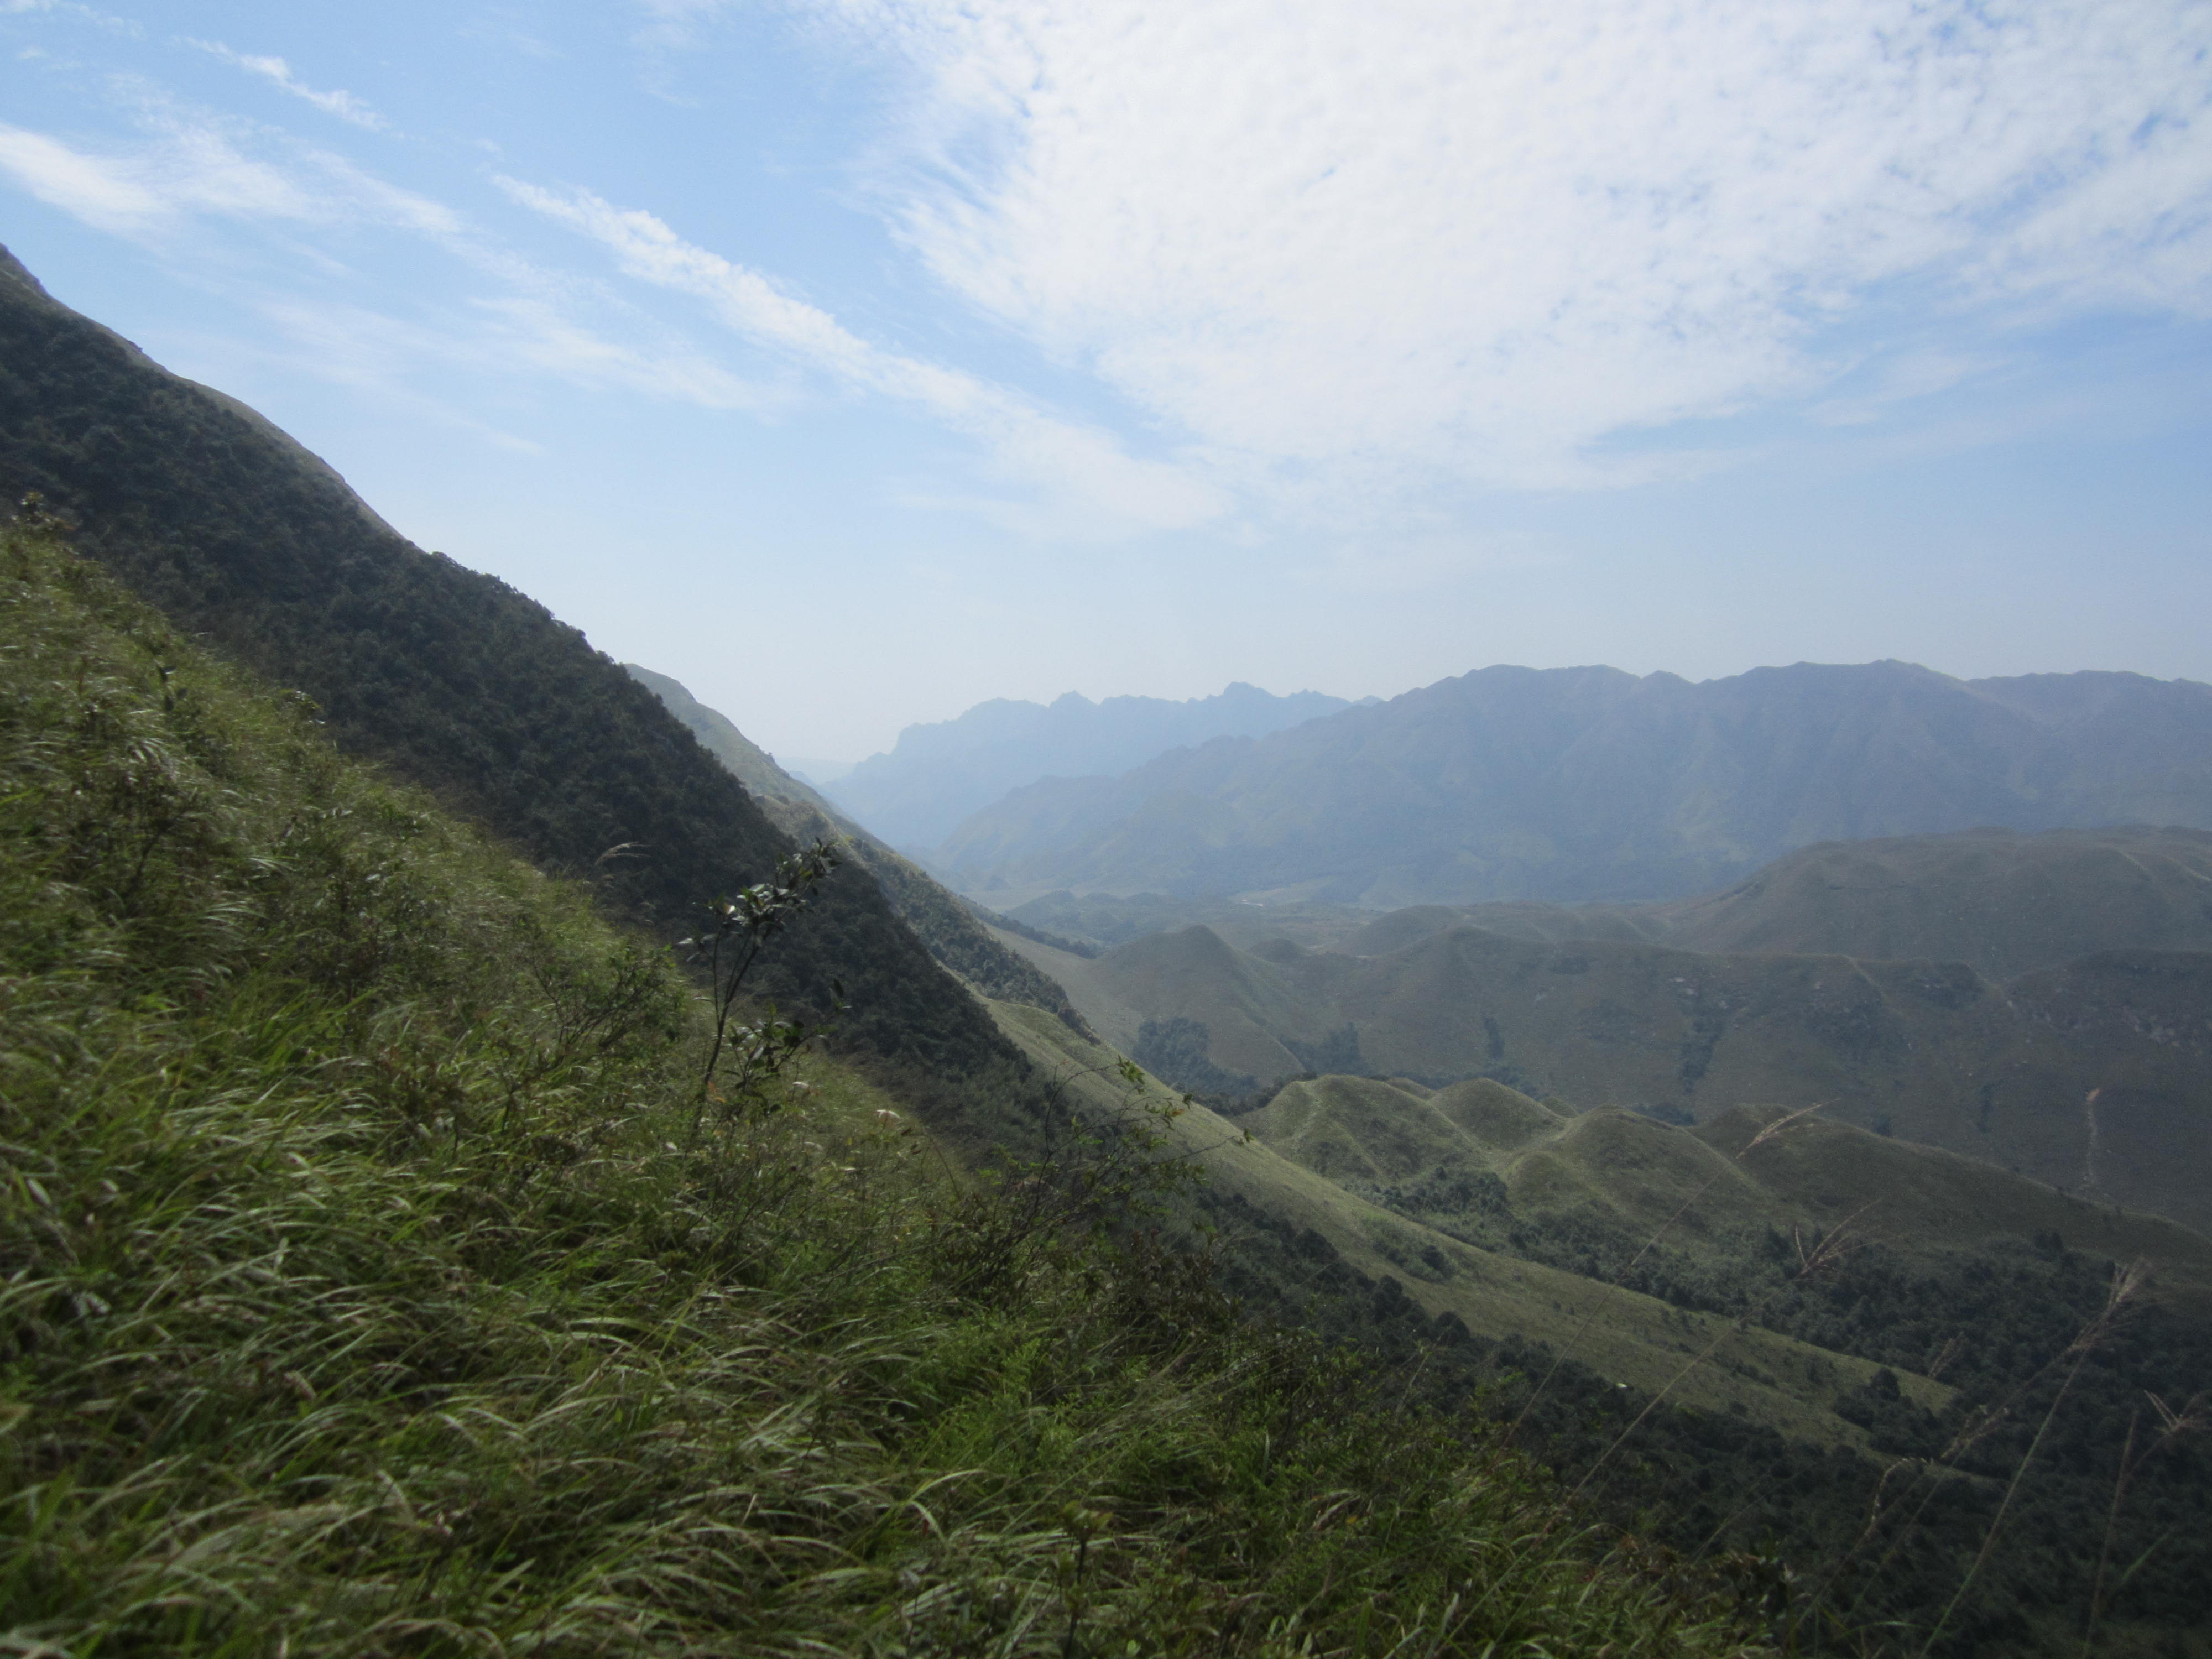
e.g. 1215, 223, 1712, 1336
627, 662, 1091, 1033
0, 244, 1008, 1081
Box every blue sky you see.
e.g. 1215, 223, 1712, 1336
3, 0, 2210, 764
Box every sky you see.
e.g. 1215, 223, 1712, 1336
2, 0, 2210, 765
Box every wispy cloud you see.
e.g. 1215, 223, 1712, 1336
1, 1, 140, 35
0, 111, 776, 427
787, 0, 2212, 491
187, 39, 385, 131
628, 0, 738, 50
0, 114, 322, 232
0, 122, 165, 230
500, 177, 1228, 535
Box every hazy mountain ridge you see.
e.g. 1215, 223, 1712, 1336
827, 680, 1356, 850
937, 660, 2212, 906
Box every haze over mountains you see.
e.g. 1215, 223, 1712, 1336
824, 682, 1357, 851
905, 661, 2212, 907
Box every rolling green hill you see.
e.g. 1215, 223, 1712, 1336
1238, 1078, 2212, 1298
995, 1010, 2212, 1655
936, 662, 2212, 907
993, 917, 2212, 1237
0, 243, 1009, 1092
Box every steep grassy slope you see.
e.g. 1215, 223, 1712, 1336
1334, 827, 2212, 978
0, 521, 1782, 1658
627, 663, 1091, 1031
937, 662, 2212, 907
993, 920, 2212, 1235
0, 244, 1006, 1087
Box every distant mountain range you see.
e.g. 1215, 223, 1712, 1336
826, 682, 1357, 851
932, 661, 2212, 906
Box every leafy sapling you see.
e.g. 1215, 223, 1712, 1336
682, 838, 843, 1137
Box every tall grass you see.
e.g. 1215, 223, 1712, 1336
0, 521, 1771, 1656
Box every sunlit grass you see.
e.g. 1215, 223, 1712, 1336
0, 519, 1772, 1656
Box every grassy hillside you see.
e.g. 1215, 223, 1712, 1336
1238, 1081, 2212, 1298
0, 519, 1785, 1657
627, 663, 1093, 1032
935, 662, 2212, 907
0, 243, 1008, 1092
996, 919, 2212, 1236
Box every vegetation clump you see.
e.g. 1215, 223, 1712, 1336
0, 523, 1769, 1655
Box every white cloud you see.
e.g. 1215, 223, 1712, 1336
0, 122, 166, 230
0, 101, 467, 240
793, 0, 2212, 488
188, 41, 386, 131
0, 114, 322, 231
500, 176, 1228, 534
466, 294, 780, 412
0, 111, 782, 434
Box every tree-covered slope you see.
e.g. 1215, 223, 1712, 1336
626, 662, 1093, 1032
937, 661, 2212, 906
0, 243, 1005, 1083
